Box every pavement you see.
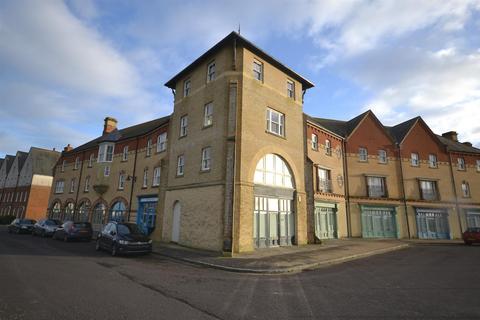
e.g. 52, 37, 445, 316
152, 238, 420, 273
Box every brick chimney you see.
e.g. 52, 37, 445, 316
63, 144, 73, 152
462, 142, 473, 147
103, 117, 118, 135
441, 131, 458, 142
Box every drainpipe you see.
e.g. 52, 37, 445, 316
73, 151, 85, 220
127, 137, 139, 222
342, 140, 352, 237
396, 143, 411, 239
447, 152, 462, 236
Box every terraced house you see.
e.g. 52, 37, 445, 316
46, 32, 480, 253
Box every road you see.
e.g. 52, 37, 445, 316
0, 226, 479, 320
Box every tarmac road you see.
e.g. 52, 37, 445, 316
1, 226, 479, 319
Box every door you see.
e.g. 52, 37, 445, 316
361, 207, 397, 238
92, 204, 106, 235
137, 197, 158, 235
466, 211, 480, 228
416, 209, 449, 239
314, 205, 337, 239
171, 202, 181, 243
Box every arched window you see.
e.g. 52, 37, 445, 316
64, 202, 75, 221
254, 154, 293, 188
77, 201, 90, 222
110, 201, 127, 222
92, 203, 106, 225
51, 202, 62, 220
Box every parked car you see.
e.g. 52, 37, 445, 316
8, 218, 36, 234
96, 222, 152, 256
53, 221, 93, 242
462, 227, 480, 245
32, 219, 62, 237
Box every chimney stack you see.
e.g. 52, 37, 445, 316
441, 131, 458, 142
462, 142, 473, 147
63, 144, 73, 152
103, 117, 118, 135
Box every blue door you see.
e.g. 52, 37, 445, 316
415, 208, 450, 239
136, 196, 158, 235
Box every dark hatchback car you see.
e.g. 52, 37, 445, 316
32, 219, 62, 237
96, 222, 152, 256
8, 218, 36, 234
462, 227, 480, 245
53, 221, 93, 242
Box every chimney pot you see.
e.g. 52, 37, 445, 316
103, 117, 118, 135
441, 131, 458, 142
63, 144, 73, 152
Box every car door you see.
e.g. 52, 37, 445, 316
107, 224, 117, 250
100, 223, 112, 249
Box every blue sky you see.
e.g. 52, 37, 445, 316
1, 0, 480, 157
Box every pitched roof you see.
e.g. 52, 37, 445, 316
385, 117, 420, 143
437, 135, 480, 154
0, 158, 3, 170
29, 147, 61, 176
164, 31, 314, 90
307, 110, 372, 138
3, 155, 15, 173
67, 115, 171, 154
16, 151, 29, 172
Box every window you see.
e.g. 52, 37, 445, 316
61, 160, 66, 172
118, 173, 126, 190
411, 153, 419, 166
74, 157, 80, 170
461, 181, 470, 197
419, 180, 438, 200
457, 157, 465, 170
183, 79, 191, 97
146, 139, 152, 157
367, 176, 387, 198
157, 132, 167, 152
180, 115, 188, 137
142, 168, 148, 188
254, 154, 293, 188
359, 147, 368, 162
266, 108, 285, 136
477, 160, 480, 172
98, 143, 114, 162
287, 80, 295, 99
429, 154, 438, 168
311, 134, 318, 150
317, 168, 332, 193
325, 139, 332, 156
201, 147, 211, 171
253, 60, 263, 81
207, 61, 216, 82
153, 167, 161, 186
204, 102, 213, 127
104, 166, 110, 177
378, 150, 387, 164
177, 155, 185, 176
84, 176, 90, 192
70, 178, 76, 193
122, 146, 128, 161
88, 154, 94, 167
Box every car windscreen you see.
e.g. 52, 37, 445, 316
74, 222, 91, 228
20, 219, 35, 225
45, 220, 61, 226
467, 227, 480, 233
117, 224, 142, 235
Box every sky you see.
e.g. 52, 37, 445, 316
1, 0, 480, 157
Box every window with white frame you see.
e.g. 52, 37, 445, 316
84, 176, 90, 192
254, 154, 293, 188
74, 157, 80, 170
180, 115, 188, 137
177, 155, 185, 176
411, 153, 419, 166
98, 143, 114, 162
253, 60, 263, 81
88, 154, 94, 167
157, 132, 167, 152
118, 173, 126, 190
359, 147, 368, 162
183, 79, 191, 97
204, 102, 213, 127
266, 108, 285, 136
429, 154, 438, 168
142, 168, 148, 188
419, 180, 438, 200
457, 157, 465, 170
201, 147, 211, 171
61, 160, 66, 172
207, 61, 216, 82
461, 181, 470, 197
311, 134, 318, 150
104, 166, 110, 177
378, 149, 387, 164
477, 159, 480, 172
317, 168, 332, 193
70, 178, 76, 193
122, 146, 128, 161
146, 139, 152, 157
325, 139, 332, 156
153, 167, 161, 186
366, 176, 387, 198
287, 80, 295, 99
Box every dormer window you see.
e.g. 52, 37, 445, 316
98, 143, 114, 163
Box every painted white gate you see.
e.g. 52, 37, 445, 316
171, 202, 181, 243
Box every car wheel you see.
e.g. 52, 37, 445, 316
63, 235, 69, 242
465, 241, 473, 246
16, 228, 20, 234
8, 228, 11, 234
95, 239, 101, 251
42, 230, 46, 238
111, 244, 118, 256
31, 230, 36, 236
